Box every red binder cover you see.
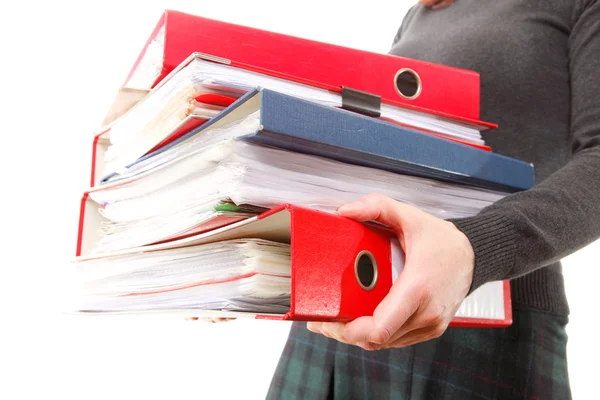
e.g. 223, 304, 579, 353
124, 9, 486, 123
75, 202, 512, 328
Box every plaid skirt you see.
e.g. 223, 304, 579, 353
266, 309, 570, 400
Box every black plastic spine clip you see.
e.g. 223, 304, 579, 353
341, 86, 381, 118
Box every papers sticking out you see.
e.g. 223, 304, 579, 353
104, 56, 487, 176
88, 136, 505, 254
74, 239, 291, 314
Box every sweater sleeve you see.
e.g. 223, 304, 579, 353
449, 0, 600, 294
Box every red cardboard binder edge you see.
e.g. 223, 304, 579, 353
75, 201, 512, 328
124, 9, 493, 126
448, 281, 513, 328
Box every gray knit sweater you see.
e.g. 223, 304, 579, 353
390, 0, 600, 316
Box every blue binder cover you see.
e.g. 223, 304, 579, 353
245, 90, 534, 192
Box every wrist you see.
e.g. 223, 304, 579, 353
448, 213, 517, 294
446, 220, 475, 292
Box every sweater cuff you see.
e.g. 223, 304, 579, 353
447, 213, 517, 294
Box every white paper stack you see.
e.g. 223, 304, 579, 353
76, 239, 291, 313
88, 136, 505, 254
104, 56, 487, 175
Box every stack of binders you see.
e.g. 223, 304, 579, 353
73, 10, 533, 327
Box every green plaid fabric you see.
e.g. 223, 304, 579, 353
266, 309, 570, 400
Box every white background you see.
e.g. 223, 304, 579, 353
0, 0, 597, 399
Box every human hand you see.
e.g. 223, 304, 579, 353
307, 193, 475, 350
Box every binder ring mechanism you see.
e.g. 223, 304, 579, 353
394, 68, 422, 100
355, 250, 379, 291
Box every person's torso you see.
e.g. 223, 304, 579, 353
390, 0, 577, 182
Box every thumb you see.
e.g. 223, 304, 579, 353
338, 193, 422, 231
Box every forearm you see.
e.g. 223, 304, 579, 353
449, 0, 600, 293
450, 147, 600, 292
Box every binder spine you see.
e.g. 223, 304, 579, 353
252, 90, 534, 192
285, 206, 394, 321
